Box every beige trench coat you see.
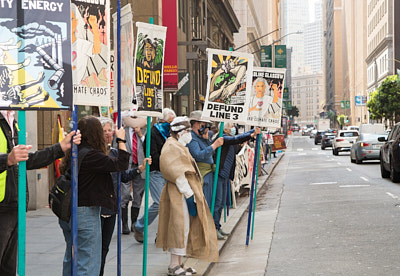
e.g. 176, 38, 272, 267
156, 137, 219, 262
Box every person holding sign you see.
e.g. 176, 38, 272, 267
119, 111, 147, 235
214, 123, 260, 238
186, 110, 224, 239
0, 110, 81, 276
58, 116, 130, 276
156, 116, 218, 276
133, 108, 176, 243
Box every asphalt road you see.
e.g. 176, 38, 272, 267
266, 133, 400, 275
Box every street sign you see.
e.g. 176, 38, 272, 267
355, 95, 367, 106
283, 87, 289, 100
260, 45, 272, 67
284, 100, 292, 110
341, 100, 350, 109
274, 45, 287, 68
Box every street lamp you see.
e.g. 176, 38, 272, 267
233, 28, 281, 51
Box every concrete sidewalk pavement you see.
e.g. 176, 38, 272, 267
26, 153, 284, 276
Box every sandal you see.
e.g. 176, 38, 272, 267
181, 264, 197, 274
168, 265, 192, 276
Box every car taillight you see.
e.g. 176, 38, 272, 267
336, 139, 344, 142
360, 143, 370, 147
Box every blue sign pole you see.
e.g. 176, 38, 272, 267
245, 134, 260, 245
71, 105, 78, 276
117, 0, 122, 275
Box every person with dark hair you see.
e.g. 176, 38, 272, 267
214, 123, 260, 238
156, 116, 218, 276
99, 118, 151, 276
58, 116, 130, 276
0, 110, 81, 276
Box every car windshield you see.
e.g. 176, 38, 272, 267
340, 131, 358, 137
361, 133, 388, 141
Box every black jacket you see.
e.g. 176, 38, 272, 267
0, 113, 65, 210
78, 145, 130, 211
143, 125, 167, 172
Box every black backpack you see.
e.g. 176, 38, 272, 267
49, 147, 90, 222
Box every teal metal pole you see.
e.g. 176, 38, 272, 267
251, 133, 262, 240
17, 110, 26, 276
142, 16, 153, 276
211, 122, 223, 216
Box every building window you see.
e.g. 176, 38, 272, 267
179, 0, 186, 33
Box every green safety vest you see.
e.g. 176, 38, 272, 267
0, 128, 7, 202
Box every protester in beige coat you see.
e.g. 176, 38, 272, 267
156, 117, 218, 276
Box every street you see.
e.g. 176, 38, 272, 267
209, 133, 400, 276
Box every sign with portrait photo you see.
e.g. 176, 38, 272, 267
0, 0, 72, 110
247, 67, 286, 128
202, 49, 254, 123
133, 22, 167, 117
71, 0, 111, 107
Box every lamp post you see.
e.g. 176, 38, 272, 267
252, 31, 303, 55
233, 28, 281, 51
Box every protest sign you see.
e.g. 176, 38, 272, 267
247, 67, 286, 127
0, 0, 72, 110
113, 4, 134, 111
71, 0, 110, 106
271, 134, 287, 151
133, 22, 166, 117
202, 49, 254, 123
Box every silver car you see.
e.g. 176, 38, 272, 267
350, 133, 388, 164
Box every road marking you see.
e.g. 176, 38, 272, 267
312, 148, 318, 151
339, 185, 370, 188
386, 192, 399, 199
337, 162, 342, 165
310, 182, 337, 185
346, 168, 352, 172
360, 176, 369, 182
298, 153, 307, 156
297, 148, 304, 151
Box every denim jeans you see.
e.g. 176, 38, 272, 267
214, 176, 228, 230
202, 172, 226, 230
59, 206, 102, 276
135, 171, 166, 233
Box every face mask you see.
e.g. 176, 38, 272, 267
178, 132, 192, 145
230, 127, 236, 136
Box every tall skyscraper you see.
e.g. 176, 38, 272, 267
283, 0, 309, 75
304, 1, 323, 73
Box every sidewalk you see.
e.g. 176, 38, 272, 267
26, 153, 283, 276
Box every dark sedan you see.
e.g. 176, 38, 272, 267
321, 134, 336, 150
350, 133, 387, 164
314, 131, 325, 145
380, 123, 400, 182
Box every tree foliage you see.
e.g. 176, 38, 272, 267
367, 75, 400, 125
286, 106, 299, 117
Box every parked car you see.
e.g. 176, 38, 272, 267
332, 130, 359, 155
314, 131, 326, 145
310, 129, 317, 139
350, 133, 388, 164
302, 127, 311, 136
321, 133, 337, 150
379, 124, 400, 182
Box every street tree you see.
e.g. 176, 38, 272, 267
367, 75, 400, 127
286, 106, 299, 117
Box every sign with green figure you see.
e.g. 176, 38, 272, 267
274, 45, 287, 68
